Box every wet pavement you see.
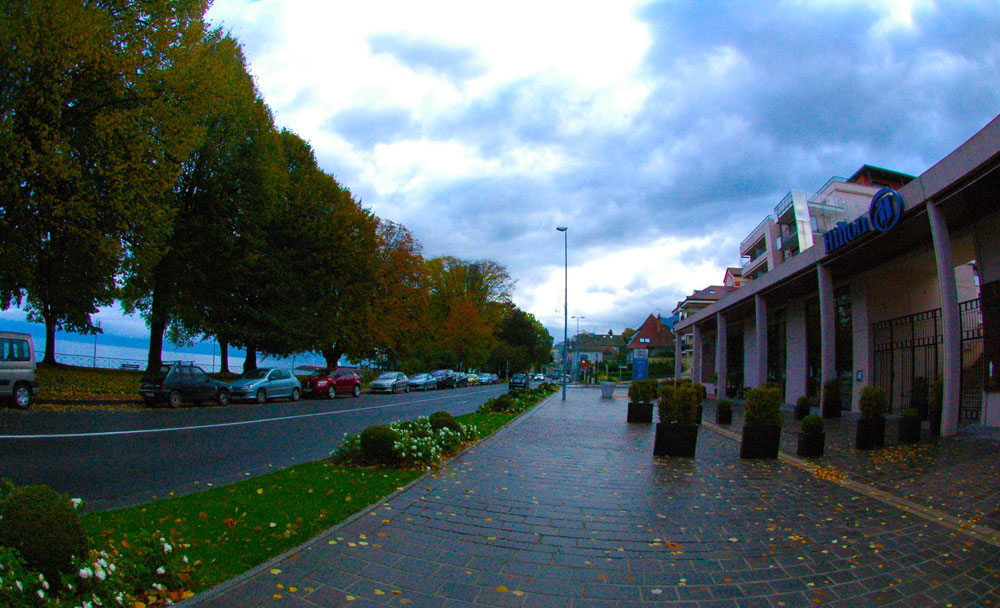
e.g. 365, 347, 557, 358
186, 387, 1000, 607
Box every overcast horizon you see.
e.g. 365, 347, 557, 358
3, 0, 999, 350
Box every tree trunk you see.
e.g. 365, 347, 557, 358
243, 342, 258, 373
43, 314, 57, 365
322, 345, 343, 369
147, 283, 169, 371
219, 339, 230, 374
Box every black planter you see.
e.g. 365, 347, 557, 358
740, 425, 781, 459
716, 408, 733, 425
794, 402, 811, 421
855, 416, 886, 450
653, 423, 699, 457
898, 417, 921, 443
697, 405, 704, 425
627, 402, 654, 423
796, 431, 825, 457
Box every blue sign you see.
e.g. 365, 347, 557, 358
633, 358, 648, 380
823, 188, 904, 254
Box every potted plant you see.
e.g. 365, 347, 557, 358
856, 385, 887, 450
740, 386, 783, 459
929, 377, 943, 438
653, 384, 700, 457
794, 395, 811, 421
716, 399, 734, 425
796, 414, 825, 457
822, 379, 842, 418
899, 407, 921, 443
692, 382, 707, 424
911, 376, 929, 421
627, 379, 656, 423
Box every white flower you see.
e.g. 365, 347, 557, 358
16, 580, 23, 591
156, 567, 166, 575
163, 543, 173, 553
71, 498, 83, 509
116, 592, 124, 605
83, 601, 93, 608
95, 568, 106, 581
182, 555, 189, 564
37, 589, 45, 599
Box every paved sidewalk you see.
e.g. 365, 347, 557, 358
189, 387, 1000, 607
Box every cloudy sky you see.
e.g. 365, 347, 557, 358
7, 0, 998, 351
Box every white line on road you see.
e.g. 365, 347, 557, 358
1, 389, 497, 440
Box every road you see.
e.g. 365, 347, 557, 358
0, 384, 506, 512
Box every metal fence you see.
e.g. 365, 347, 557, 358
36, 351, 244, 374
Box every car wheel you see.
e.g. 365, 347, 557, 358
291, 388, 300, 401
168, 390, 183, 409
352, 385, 361, 398
256, 388, 267, 404
328, 386, 336, 399
13, 383, 31, 409
216, 389, 230, 407
405, 385, 410, 393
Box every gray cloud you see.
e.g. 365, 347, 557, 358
368, 32, 487, 82
323, 106, 415, 150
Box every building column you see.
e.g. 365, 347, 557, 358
674, 331, 682, 380
850, 278, 870, 408
785, 299, 807, 404
716, 313, 727, 398
754, 294, 767, 386
928, 201, 961, 436
692, 324, 703, 383
818, 264, 838, 405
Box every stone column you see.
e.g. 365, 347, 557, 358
716, 313, 727, 398
692, 323, 702, 383
674, 331, 682, 379
784, 299, 807, 404
928, 201, 961, 436
818, 264, 838, 405
755, 294, 768, 386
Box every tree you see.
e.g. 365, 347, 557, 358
0, 0, 209, 363
488, 307, 553, 374
366, 220, 428, 366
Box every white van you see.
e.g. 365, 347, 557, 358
0, 331, 38, 409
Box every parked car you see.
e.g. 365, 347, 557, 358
454, 372, 469, 388
0, 331, 38, 409
371, 371, 409, 393
466, 373, 480, 386
407, 373, 437, 391
509, 373, 530, 392
431, 369, 457, 389
229, 368, 301, 403
140, 362, 230, 408
300, 366, 361, 398
533, 373, 545, 381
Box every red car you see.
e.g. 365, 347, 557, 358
299, 366, 361, 398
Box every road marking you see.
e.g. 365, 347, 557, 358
1, 388, 500, 440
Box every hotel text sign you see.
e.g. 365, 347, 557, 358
823, 188, 904, 255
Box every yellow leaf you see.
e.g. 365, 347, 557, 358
496, 585, 508, 592
257, 488, 264, 494
270, 569, 282, 575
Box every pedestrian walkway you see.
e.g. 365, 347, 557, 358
188, 387, 1000, 607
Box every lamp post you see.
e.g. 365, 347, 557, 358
557, 226, 568, 401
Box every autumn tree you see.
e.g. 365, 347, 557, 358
488, 307, 553, 374
0, 0, 209, 363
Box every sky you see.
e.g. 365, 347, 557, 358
5, 0, 1000, 353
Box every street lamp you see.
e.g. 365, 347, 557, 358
557, 226, 567, 401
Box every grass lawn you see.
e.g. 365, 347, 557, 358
79, 409, 524, 591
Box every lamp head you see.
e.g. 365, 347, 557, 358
556, 226, 567, 232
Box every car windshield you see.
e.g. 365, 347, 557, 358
376, 373, 396, 381
243, 369, 269, 379
307, 369, 331, 377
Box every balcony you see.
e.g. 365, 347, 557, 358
740, 215, 774, 249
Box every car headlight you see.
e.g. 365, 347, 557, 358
317, 380, 328, 386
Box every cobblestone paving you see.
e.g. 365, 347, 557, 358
190, 389, 1000, 607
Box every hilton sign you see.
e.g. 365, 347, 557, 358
823, 188, 905, 255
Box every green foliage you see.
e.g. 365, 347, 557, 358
0, 483, 89, 583
628, 379, 657, 404
658, 385, 700, 424
717, 399, 734, 413
360, 425, 400, 466
429, 411, 461, 433
692, 382, 707, 402
796, 395, 811, 409
901, 407, 920, 420
931, 377, 944, 411
745, 386, 783, 427
859, 385, 888, 419
800, 414, 824, 435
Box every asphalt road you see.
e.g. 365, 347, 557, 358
0, 384, 507, 512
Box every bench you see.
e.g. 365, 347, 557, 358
120, 363, 141, 370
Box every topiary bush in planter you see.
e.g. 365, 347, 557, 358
797, 414, 825, 457
0, 482, 89, 583
740, 386, 783, 459
822, 379, 842, 418
899, 407, 921, 443
716, 399, 734, 424
654, 385, 700, 457
794, 395, 811, 420
627, 379, 657, 423
856, 385, 887, 450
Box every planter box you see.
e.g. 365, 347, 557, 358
653, 423, 699, 457
697, 404, 703, 425
627, 402, 654, 423
898, 417, 921, 443
600, 382, 616, 399
740, 425, 781, 459
794, 402, 811, 421
796, 431, 825, 457
855, 416, 886, 450
716, 408, 733, 425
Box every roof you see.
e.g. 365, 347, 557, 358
626, 314, 675, 350
576, 333, 625, 351
673, 285, 737, 313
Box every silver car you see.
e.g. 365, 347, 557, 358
229, 368, 301, 403
0, 331, 38, 409
371, 371, 409, 393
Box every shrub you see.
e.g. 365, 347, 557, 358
628, 379, 656, 404
0, 483, 89, 583
656, 384, 673, 422
360, 425, 400, 466
429, 411, 461, 433
800, 414, 823, 435
745, 386, 783, 427
796, 395, 810, 409
901, 407, 920, 421
822, 379, 842, 416
931, 377, 944, 412
911, 376, 929, 412
660, 385, 700, 424
717, 399, 733, 413
692, 382, 707, 403
859, 385, 888, 419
